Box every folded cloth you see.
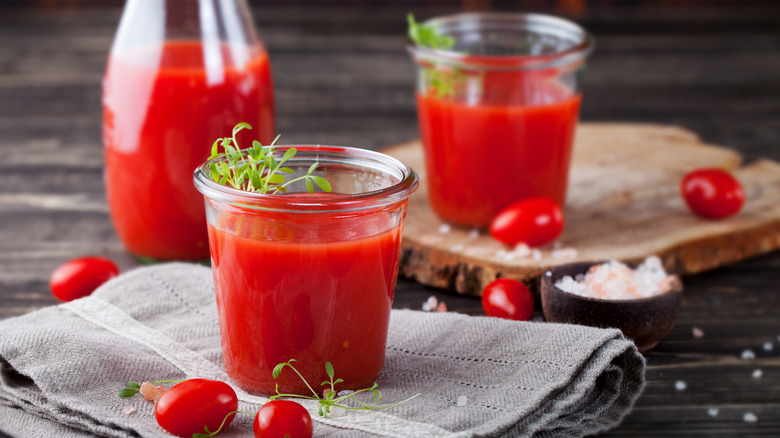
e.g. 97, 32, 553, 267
0, 263, 645, 437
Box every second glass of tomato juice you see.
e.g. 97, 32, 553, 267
408, 13, 594, 228
194, 147, 418, 395
103, 0, 274, 261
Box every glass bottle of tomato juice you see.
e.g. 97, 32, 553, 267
103, 0, 274, 261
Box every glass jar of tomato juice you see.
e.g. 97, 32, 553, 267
103, 0, 274, 261
194, 146, 418, 395
408, 13, 593, 228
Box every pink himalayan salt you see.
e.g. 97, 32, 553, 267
140, 382, 167, 403
555, 256, 674, 300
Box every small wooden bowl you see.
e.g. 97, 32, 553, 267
540, 261, 683, 352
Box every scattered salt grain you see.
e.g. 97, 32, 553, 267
422, 296, 439, 312
438, 224, 451, 234
545, 271, 552, 277
552, 247, 578, 260
329, 406, 347, 418
337, 389, 354, 397
531, 249, 543, 261
743, 412, 758, 423
436, 301, 448, 312
707, 407, 719, 417
140, 382, 167, 403
450, 244, 464, 253
554, 256, 674, 300
763, 342, 773, 352
495, 243, 532, 262
752, 369, 763, 379
469, 229, 480, 239
456, 395, 468, 407
123, 405, 135, 415
692, 327, 705, 339
741, 349, 756, 360
513, 243, 531, 257
674, 380, 687, 391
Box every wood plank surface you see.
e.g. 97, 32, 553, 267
0, 4, 779, 437
386, 124, 780, 295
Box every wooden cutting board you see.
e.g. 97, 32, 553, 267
384, 123, 780, 296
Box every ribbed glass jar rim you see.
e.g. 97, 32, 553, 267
407, 12, 594, 71
193, 145, 419, 213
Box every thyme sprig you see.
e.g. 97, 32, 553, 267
407, 13, 467, 99
208, 123, 332, 194
270, 359, 420, 417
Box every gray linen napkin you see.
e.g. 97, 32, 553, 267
0, 263, 645, 437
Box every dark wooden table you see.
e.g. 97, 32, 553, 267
1, 4, 779, 436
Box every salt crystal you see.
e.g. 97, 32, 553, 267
531, 249, 542, 261
554, 256, 674, 300
329, 406, 347, 417
123, 405, 135, 415
422, 296, 438, 312
674, 380, 687, 391
707, 407, 719, 417
438, 224, 451, 234
752, 369, 763, 379
513, 243, 531, 258
692, 327, 705, 339
450, 244, 464, 253
436, 302, 448, 312
743, 412, 758, 423
140, 382, 167, 403
763, 342, 773, 352
545, 271, 552, 277
552, 248, 578, 260
456, 395, 467, 407
337, 390, 354, 397
469, 229, 480, 239
741, 349, 756, 360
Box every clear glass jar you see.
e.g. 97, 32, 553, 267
193, 146, 418, 395
408, 13, 593, 228
103, 0, 274, 261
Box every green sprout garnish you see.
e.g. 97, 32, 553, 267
270, 359, 420, 417
407, 13, 454, 50
407, 13, 468, 100
208, 123, 332, 194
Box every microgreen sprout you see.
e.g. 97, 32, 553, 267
269, 359, 420, 417
407, 13, 469, 99
209, 123, 332, 194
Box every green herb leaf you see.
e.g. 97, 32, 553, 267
325, 361, 335, 379
126, 381, 141, 389
311, 176, 332, 192
118, 388, 139, 398
407, 13, 454, 50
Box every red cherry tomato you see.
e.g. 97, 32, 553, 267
490, 197, 564, 247
155, 379, 238, 437
481, 278, 535, 321
49, 256, 119, 302
681, 168, 744, 219
253, 400, 313, 438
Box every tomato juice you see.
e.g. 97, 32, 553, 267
103, 41, 274, 260
207, 205, 404, 395
416, 72, 581, 228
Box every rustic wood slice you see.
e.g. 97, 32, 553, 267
384, 123, 780, 296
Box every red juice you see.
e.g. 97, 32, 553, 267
417, 70, 581, 228
103, 41, 274, 260
207, 207, 404, 395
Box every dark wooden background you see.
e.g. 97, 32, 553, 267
1, 2, 779, 436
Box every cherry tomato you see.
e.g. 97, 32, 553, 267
253, 400, 313, 438
155, 379, 238, 437
481, 278, 535, 321
490, 197, 564, 247
681, 168, 744, 219
49, 256, 119, 302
